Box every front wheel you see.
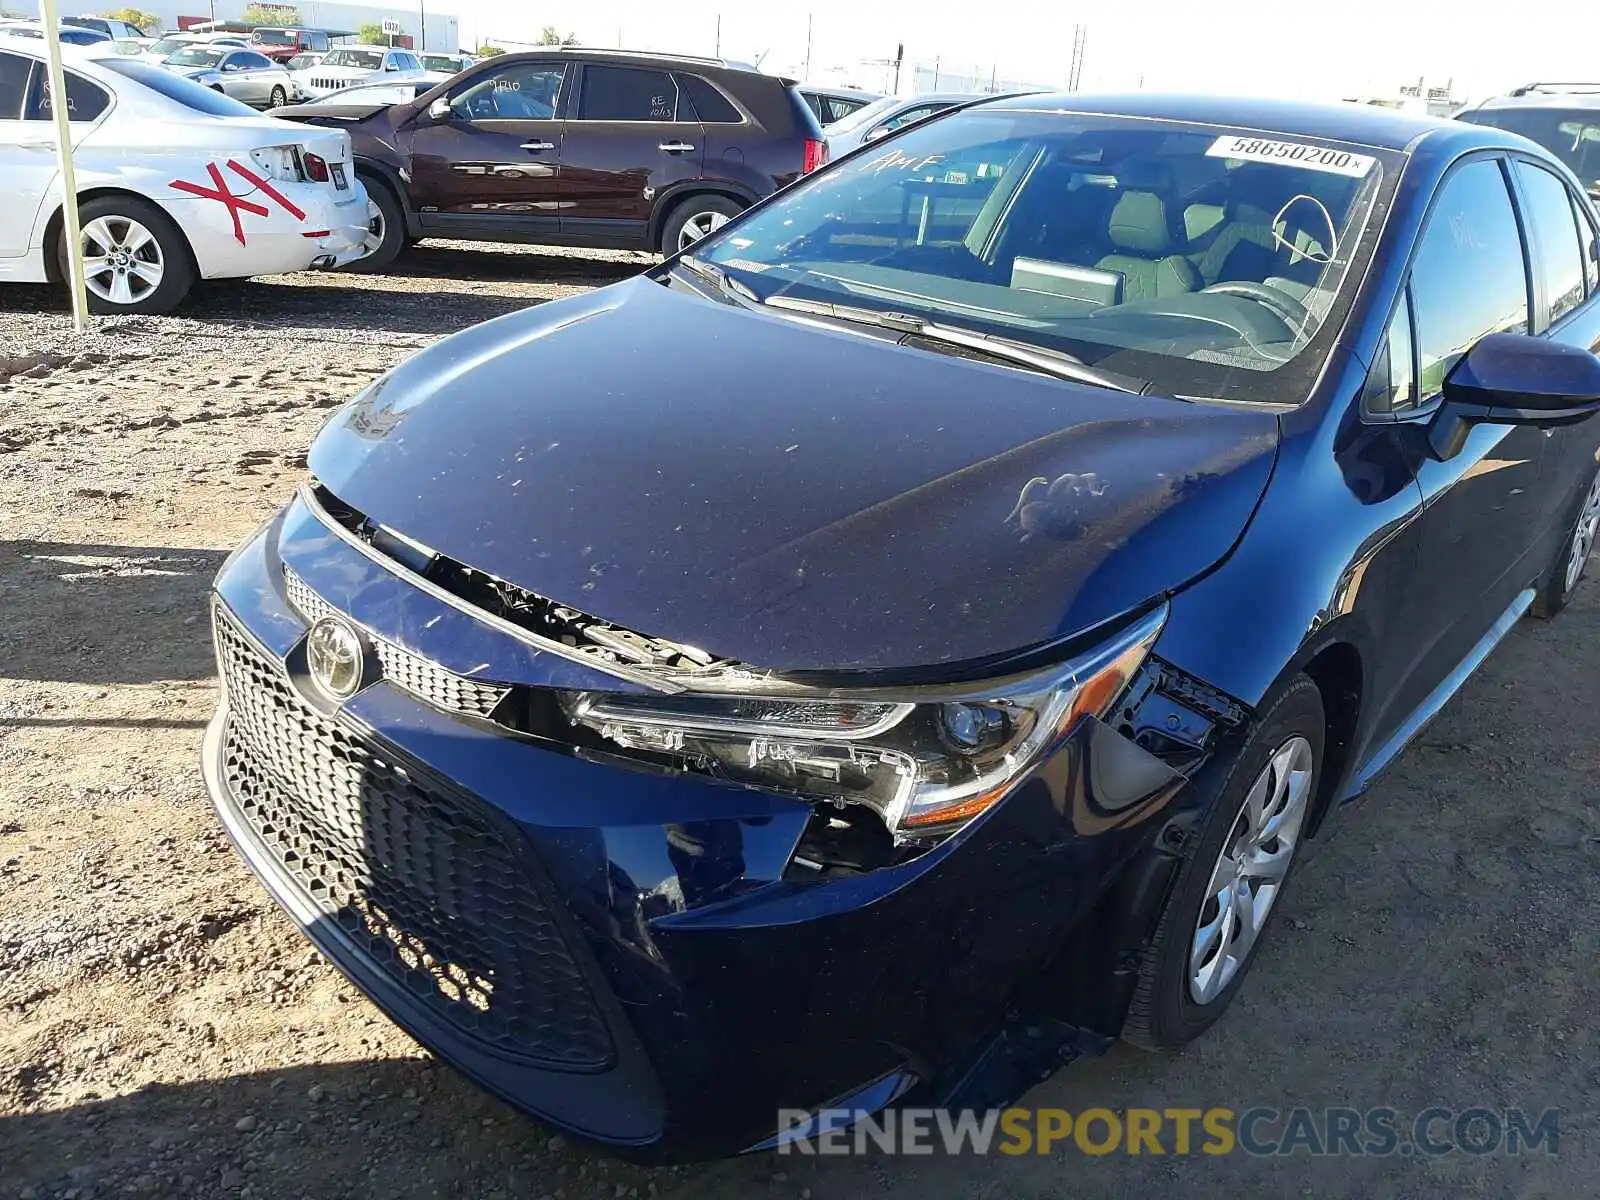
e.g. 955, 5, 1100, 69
61, 195, 195, 315
660, 195, 743, 255
268, 85, 287, 108
1123, 674, 1324, 1050
1530, 463, 1600, 618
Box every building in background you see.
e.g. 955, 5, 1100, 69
10, 0, 459, 50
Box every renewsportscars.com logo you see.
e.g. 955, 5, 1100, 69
774, 1106, 1562, 1157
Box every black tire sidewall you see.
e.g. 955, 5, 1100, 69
661, 195, 743, 255
341, 175, 406, 273
1531, 464, 1600, 618
1128, 675, 1325, 1049
62, 196, 195, 315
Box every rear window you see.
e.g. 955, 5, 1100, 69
97, 57, 258, 115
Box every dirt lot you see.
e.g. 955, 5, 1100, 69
2, 245, 1597, 1200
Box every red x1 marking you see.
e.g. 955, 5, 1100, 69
226, 159, 307, 222
170, 162, 269, 246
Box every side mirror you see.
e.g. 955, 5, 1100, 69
863, 124, 890, 143
427, 96, 452, 121
1430, 332, 1600, 459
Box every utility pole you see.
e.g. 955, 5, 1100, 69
419, 0, 426, 51
933, 56, 939, 88
803, 12, 811, 80
714, 13, 720, 58
1068, 24, 1087, 91
989, 63, 996, 93
893, 41, 902, 93
39, 0, 88, 332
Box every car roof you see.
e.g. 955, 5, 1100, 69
802, 85, 881, 100
981, 90, 1488, 153
1462, 85, 1600, 113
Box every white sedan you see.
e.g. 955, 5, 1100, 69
0, 44, 370, 314
291, 45, 421, 101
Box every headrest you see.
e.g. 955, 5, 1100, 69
1107, 191, 1175, 255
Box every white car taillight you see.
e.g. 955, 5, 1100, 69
249, 146, 303, 183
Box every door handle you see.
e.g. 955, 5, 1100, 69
658, 141, 696, 153
520, 141, 555, 152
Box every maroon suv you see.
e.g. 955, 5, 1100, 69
275, 48, 828, 268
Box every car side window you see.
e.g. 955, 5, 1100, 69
1408, 158, 1530, 402
1571, 190, 1600, 294
578, 65, 680, 121
1514, 160, 1587, 323
0, 50, 32, 120
677, 73, 739, 123
1362, 287, 1418, 415
22, 66, 109, 123
449, 62, 565, 122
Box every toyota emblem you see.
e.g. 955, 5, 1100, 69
305, 616, 366, 700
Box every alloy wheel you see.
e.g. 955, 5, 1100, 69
269, 85, 287, 107
80, 215, 164, 308
676, 210, 730, 252
1565, 468, 1600, 595
1189, 735, 1314, 1005
362, 198, 386, 257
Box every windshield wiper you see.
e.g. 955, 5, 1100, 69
761, 295, 1145, 394
674, 255, 763, 311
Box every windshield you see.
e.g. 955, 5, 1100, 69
324, 48, 383, 69
252, 28, 295, 44
149, 37, 189, 54
98, 57, 258, 114
1460, 107, 1600, 190
420, 54, 459, 72
286, 53, 321, 70
694, 108, 1397, 405
165, 46, 225, 67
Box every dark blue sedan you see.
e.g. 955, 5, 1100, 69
204, 93, 1600, 1159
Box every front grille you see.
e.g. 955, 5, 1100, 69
213, 604, 615, 1070
283, 570, 508, 719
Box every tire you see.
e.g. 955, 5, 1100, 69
1123, 674, 1325, 1051
268, 85, 287, 108
659, 194, 743, 255
60, 195, 195, 316
1529, 463, 1600, 619
340, 174, 407, 274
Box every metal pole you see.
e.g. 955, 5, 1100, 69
714, 14, 720, 58
419, 0, 426, 51
39, 0, 88, 333
933, 56, 939, 89
803, 12, 811, 79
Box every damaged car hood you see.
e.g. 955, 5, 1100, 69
307, 277, 1281, 675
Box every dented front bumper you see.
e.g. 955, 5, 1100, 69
201, 503, 1193, 1160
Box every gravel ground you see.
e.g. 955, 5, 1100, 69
1, 243, 1597, 1200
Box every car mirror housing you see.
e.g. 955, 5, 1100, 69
863, 125, 890, 143
1429, 332, 1600, 459
427, 96, 451, 121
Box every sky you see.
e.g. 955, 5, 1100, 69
448, 0, 1591, 105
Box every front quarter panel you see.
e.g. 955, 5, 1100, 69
1154, 350, 1425, 768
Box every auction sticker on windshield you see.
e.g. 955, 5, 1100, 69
1206, 135, 1376, 177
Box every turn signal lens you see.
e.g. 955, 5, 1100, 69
302, 151, 330, 183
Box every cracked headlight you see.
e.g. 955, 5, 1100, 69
567, 604, 1166, 841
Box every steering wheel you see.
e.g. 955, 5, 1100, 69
465, 89, 498, 119
1201, 281, 1310, 329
